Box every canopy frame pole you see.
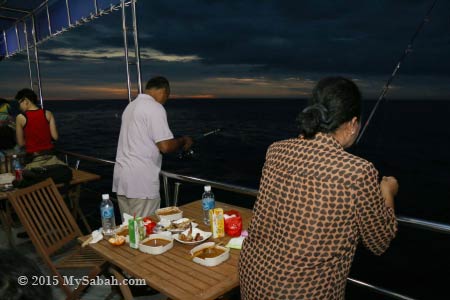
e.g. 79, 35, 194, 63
23, 21, 33, 90
14, 24, 20, 50
131, 0, 142, 94
46, 2, 52, 35
94, 0, 99, 15
65, 0, 72, 27
3, 30, 8, 56
31, 15, 44, 108
121, 0, 132, 102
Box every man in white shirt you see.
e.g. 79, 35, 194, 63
113, 76, 193, 217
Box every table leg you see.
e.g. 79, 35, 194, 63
67, 185, 92, 233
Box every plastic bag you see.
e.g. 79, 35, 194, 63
224, 209, 242, 237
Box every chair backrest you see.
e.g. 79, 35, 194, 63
8, 178, 82, 256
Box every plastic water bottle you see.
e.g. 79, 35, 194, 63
100, 194, 116, 236
11, 154, 23, 181
202, 185, 215, 225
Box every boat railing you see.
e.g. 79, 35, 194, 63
58, 149, 449, 300
58, 149, 450, 236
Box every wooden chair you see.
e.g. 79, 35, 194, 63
8, 178, 108, 300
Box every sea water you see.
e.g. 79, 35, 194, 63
47, 98, 450, 221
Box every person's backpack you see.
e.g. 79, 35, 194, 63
13, 164, 73, 188
0, 125, 15, 150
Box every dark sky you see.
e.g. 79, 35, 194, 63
1, 0, 449, 100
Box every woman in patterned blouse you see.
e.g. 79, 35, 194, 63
239, 77, 398, 300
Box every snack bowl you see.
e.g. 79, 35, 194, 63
155, 206, 183, 222
139, 234, 173, 255
108, 235, 126, 246
190, 242, 230, 267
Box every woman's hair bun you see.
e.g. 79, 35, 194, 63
297, 104, 331, 138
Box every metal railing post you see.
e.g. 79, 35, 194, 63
163, 174, 170, 207
173, 182, 181, 207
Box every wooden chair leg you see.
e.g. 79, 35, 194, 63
108, 267, 133, 300
0, 206, 13, 247
69, 263, 108, 300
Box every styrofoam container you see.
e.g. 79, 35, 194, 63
139, 234, 173, 255
155, 206, 183, 222
190, 242, 230, 267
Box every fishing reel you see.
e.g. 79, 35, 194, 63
176, 128, 222, 160
178, 149, 195, 160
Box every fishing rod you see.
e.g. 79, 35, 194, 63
178, 128, 223, 159
356, 0, 439, 144
200, 128, 222, 138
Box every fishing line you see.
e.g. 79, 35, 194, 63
356, 0, 439, 144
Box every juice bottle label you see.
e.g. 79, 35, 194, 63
210, 208, 225, 238
128, 219, 140, 249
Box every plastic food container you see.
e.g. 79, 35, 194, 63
155, 206, 183, 222
190, 242, 230, 267
139, 234, 174, 255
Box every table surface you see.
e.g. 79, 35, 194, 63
0, 169, 101, 200
80, 200, 253, 300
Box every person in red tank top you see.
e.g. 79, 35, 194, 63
15, 89, 58, 154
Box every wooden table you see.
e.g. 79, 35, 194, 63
0, 169, 101, 200
81, 201, 253, 300
0, 169, 101, 246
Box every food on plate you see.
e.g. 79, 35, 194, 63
156, 207, 183, 222
179, 223, 203, 242
192, 246, 226, 259
179, 232, 203, 242
143, 238, 172, 247
108, 235, 126, 246
116, 226, 128, 237
164, 218, 193, 231
156, 207, 181, 216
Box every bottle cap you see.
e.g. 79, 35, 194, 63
204, 185, 211, 192
102, 194, 109, 200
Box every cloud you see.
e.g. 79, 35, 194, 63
1, 0, 450, 99
41, 47, 201, 62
